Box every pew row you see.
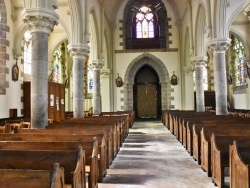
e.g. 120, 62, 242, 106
0, 163, 65, 188
200, 124, 250, 176
0, 147, 85, 188
46, 122, 114, 166
0, 133, 101, 187
48, 119, 119, 160
211, 134, 250, 188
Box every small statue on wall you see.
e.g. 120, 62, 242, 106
116, 74, 123, 87
12, 59, 19, 82
171, 71, 178, 86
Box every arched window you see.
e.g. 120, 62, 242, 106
23, 30, 32, 75
88, 70, 93, 93
233, 36, 247, 86
124, 0, 168, 49
53, 47, 62, 83
135, 6, 155, 38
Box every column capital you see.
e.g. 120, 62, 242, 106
21, 8, 59, 34
243, 5, 250, 19
190, 56, 208, 66
101, 69, 111, 77
67, 44, 89, 59
207, 38, 231, 53
89, 59, 104, 70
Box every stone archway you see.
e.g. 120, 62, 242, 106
121, 53, 171, 111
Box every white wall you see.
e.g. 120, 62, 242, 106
0, 1, 23, 118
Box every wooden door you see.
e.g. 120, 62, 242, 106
23, 82, 31, 118
137, 84, 157, 118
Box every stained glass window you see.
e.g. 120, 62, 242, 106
53, 48, 62, 83
24, 31, 32, 75
88, 70, 93, 93
233, 37, 246, 86
135, 6, 155, 38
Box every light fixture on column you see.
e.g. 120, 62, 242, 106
171, 71, 177, 86
116, 74, 123, 87
12, 58, 19, 82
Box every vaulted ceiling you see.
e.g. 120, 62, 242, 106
102, 0, 189, 24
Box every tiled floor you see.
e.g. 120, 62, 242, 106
99, 120, 217, 188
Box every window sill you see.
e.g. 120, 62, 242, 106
233, 84, 248, 94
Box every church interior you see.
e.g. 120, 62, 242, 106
0, 0, 250, 187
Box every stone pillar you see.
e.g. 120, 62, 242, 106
101, 69, 111, 111
191, 56, 207, 112
89, 60, 104, 114
68, 45, 89, 118
207, 38, 231, 115
22, 11, 58, 128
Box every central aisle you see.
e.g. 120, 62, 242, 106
99, 120, 216, 188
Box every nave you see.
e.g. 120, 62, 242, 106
99, 120, 216, 188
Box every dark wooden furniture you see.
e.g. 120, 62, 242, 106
23, 81, 65, 121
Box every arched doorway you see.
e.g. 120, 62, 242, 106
134, 65, 161, 118
121, 53, 171, 116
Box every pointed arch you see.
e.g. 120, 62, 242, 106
195, 4, 206, 56
89, 10, 99, 60
122, 53, 171, 110
124, 53, 170, 84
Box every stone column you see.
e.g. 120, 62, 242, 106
101, 69, 111, 111
207, 38, 231, 115
22, 12, 58, 128
191, 56, 208, 112
68, 45, 89, 118
89, 60, 104, 114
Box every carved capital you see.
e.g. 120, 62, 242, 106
89, 60, 104, 70
67, 44, 89, 59
190, 56, 208, 66
243, 4, 250, 19
21, 8, 59, 34
101, 69, 111, 77
207, 38, 231, 53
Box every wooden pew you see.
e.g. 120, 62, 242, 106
0, 163, 65, 188
0, 133, 101, 186
117, 110, 135, 128
85, 115, 128, 143
211, 134, 250, 188
47, 122, 115, 165
200, 124, 250, 176
15, 128, 107, 182
230, 141, 250, 188
0, 147, 85, 188
0, 140, 98, 188
191, 118, 250, 164
49, 118, 119, 159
